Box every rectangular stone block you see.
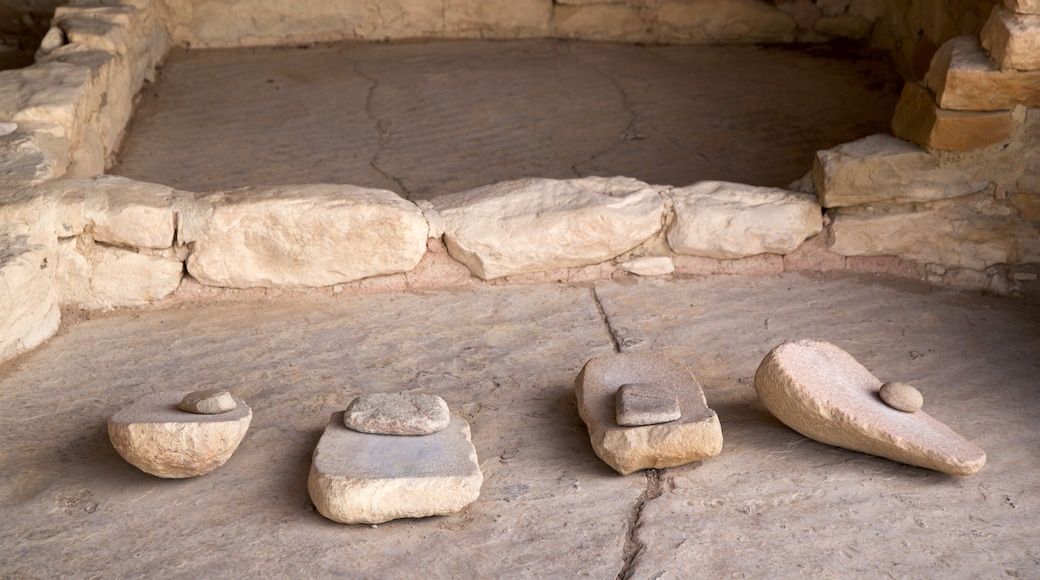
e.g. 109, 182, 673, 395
891, 82, 1013, 151
926, 36, 1040, 111
812, 134, 991, 208
445, 0, 551, 37
550, 4, 647, 42
981, 5, 1040, 71
55, 236, 184, 309
0, 226, 60, 364
656, 0, 796, 43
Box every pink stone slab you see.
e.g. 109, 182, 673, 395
754, 340, 986, 475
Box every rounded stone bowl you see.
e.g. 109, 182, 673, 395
108, 391, 252, 478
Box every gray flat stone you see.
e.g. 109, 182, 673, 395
575, 352, 723, 475
754, 340, 986, 475
308, 413, 483, 525
615, 383, 681, 426
108, 391, 252, 478
343, 392, 450, 435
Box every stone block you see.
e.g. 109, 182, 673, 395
1005, 0, 1040, 14
445, 0, 552, 37
925, 36, 1040, 111
666, 181, 822, 259
656, 0, 797, 43
891, 82, 1013, 151
109, 391, 252, 478
575, 352, 723, 475
343, 393, 451, 436
812, 134, 991, 207
0, 226, 60, 364
550, 4, 647, 42
755, 340, 986, 475
0, 128, 71, 187
44, 176, 177, 249
615, 383, 682, 427
179, 184, 428, 289
981, 6, 1040, 71
308, 413, 483, 525
0, 61, 97, 145
432, 177, 664, 280
617, 256, 675, 276
55, 236, 184, 309
827, 204, 1040, 270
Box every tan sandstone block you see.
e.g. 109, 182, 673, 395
0, 226, 60, 364
666, 181, 822, 259
575, 352, 723, 475
827, 204, 1040, 270
179, 184, 428, 289
755, 340, 986, 475
891, 82, 1013, 151
109, 391, 252, 478
812, 134, 990, 207
926, 36, 1040, 111
44, 175, 177, 249
1005, 0, 1040, 14
981, 6, 1040, 71
55, 236, 184, 309
656, 0, 797, 43
445, 0, 552, 38
550, 4, 647, 41
432, 177, 664, 280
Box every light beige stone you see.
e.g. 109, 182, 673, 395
812, 134, 991, 208
754, 340, 986, 475
550, 4, 647, 41
108, 391, 252, 478
666, 181, 822, 259
926, 36, 1040, 111
0, 226, 60, 364
1005, 0, 1040, 14
55, 236, 184, 309
343, 393, 450, 436
179, 389, 237, 414
1, 61, 97, 145
432, 177, 664, 280
891, 83, 1014, 151
617, 256, 675, 276
879, 381, 924, 413
575, 352, 723, 475
179, 184, 428, 289
308, 413, 483, 524
981, 6, 1040, 71
0, 129, 72, 187
827, 205, 1040, 270
656, 0, 797, 43
445, 0, 552, 37
42, 176, 177, 249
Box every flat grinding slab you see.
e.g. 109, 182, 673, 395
108, 391, 252, 478
754, 339, 986, 475
308, 412, 483, 524
575, 352, 723, 475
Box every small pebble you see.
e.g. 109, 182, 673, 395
879, 381, 923, 413
178, 389, 237, 414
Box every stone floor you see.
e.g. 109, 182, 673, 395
111, 40, 903, 198
1, 273, 1038, 577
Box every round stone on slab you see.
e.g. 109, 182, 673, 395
343, 392, 451, 436
879, 381, 924, 413
179, 389, 237, 414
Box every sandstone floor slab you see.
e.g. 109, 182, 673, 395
110, 40, 901, 198
1, 275, 1038, 576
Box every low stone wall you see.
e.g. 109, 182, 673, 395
0, 0, 1038, 368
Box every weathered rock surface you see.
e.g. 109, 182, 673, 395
343, 393, 450, 436
55, 236, 184, 310
575, 352, 723, 475
981, 6, 1040, 71
880, 381, 924, 413
615, 383, 681, 427
108, 391, 252, 478
827, 204, 1040, 270
0, 225, 60, 364
891, 82, 1013, 151
179, 184, 428, 289
308, 412, 483, 524
43, 176, 178, 249
433, 177, 664, 280
617, 256, 675, 276
754, 340, 986, 475
179, 389, 237, 414
812, 134, 991, 208
666, 181, 821, 259
925, 36, 1040, 111
1005, 0, 1040, 13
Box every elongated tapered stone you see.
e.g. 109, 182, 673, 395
576, 352, 723, 475
109, 391, 252, 478
308, 413, 483, 525
754, 340, 986, 475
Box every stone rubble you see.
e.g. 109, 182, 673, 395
308, 412, 483, 525
615, 383, 682, 427
575, 352, 724, 475
108, 391, 252, 478
178, 389, 238, 414
754, 339, 986, 475
343, 392, 451, 436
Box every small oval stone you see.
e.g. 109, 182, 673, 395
179, 389, 237, 414
344, 392, 450, 436
879, 381, 923, 413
